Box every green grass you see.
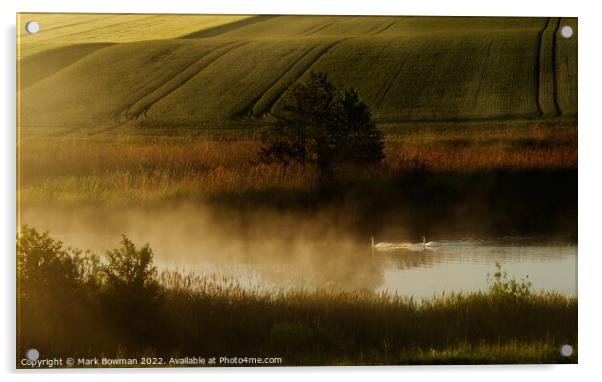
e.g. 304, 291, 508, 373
18, 15, 577, 134
17, 226, 578, 367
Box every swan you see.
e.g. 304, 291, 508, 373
422, 236, 436, 248
372, 236, 435, 253
402, 236, 428, 252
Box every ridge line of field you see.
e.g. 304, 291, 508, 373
257, 38, 354, 117
535, 17, 550, 117
473, 40, 495, 107
301, 21, 338, 36
552, 18, 562, 115
296, 18, 336, 36
537, 17, 561, 117
120, 43, 225, 118
125, 41, 249, 119
373, 19, 404, 34
121, 45, 207, 100
231, 42, 322, 118
365, 18, 396, 34
181, 15, 277, 39
374, 50, 407, 108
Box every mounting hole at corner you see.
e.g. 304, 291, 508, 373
560, 25, 573, 39
26, 348, 40, 361
25, 21, 40, 34
560, 344, 573, 357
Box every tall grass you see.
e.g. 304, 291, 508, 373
17, 226, 577, 366
19, 125, 576, 204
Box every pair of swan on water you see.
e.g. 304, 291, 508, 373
372, 236, 435, 253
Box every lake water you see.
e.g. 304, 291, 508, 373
161, 238, 578, 300
373, 239, 577, 299
24, 205, 577, 300
49, 229, 578, 299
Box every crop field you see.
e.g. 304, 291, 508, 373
16, 13, 251, 58
18, 15, 577, 134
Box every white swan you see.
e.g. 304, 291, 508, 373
403, 236, 429, 252
373, 236, 434, 253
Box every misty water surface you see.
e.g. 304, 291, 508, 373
21, 205, 577, 299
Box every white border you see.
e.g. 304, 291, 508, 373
6, 0, 584, 16
2, 1, 600, 381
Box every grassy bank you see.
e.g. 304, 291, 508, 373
19, 125, 577, 196
17, 226, 577, 367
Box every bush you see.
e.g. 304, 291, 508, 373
99, 235, 161, 347
17, 225, 90, 294
17, 226, 103, 356
103, 235, 158, 295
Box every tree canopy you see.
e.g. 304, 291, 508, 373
259, 72, 384, 181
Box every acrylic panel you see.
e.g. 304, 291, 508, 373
16, 13, 577, 368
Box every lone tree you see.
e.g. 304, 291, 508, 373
258, 72, 384, 181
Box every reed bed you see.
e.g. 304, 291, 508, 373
19, 126, 577, 204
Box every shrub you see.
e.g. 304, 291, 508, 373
487, 261, 533, 299
103, 235, 158, 295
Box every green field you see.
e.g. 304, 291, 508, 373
18, 15, 577, 134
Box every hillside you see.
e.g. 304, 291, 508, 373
17, 15, 577, 134
16, 13, 251, 58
